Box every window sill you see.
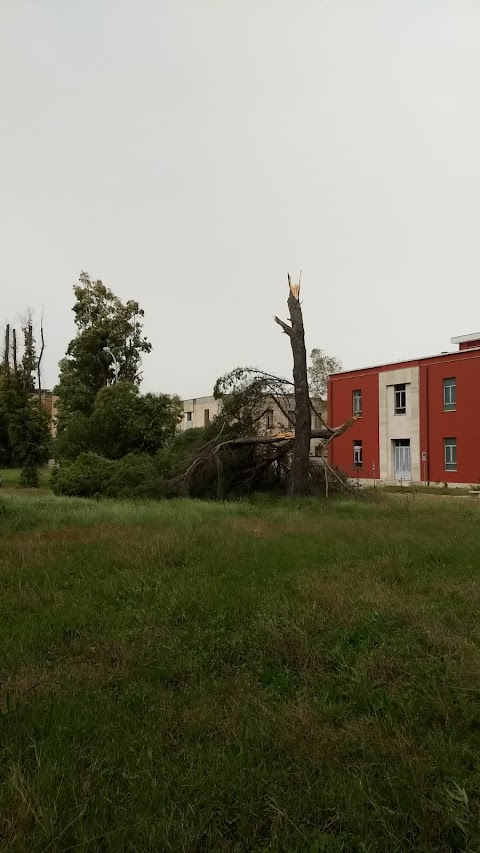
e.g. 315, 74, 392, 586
443, 408, 456, 413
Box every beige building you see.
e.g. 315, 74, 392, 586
378, 366, 420, 483
180, 394, 326, 456
37, 391, 59, 437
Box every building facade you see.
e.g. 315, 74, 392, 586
37, 391, 59, 437
328, 334, 480, 486
180, 394, 326, 456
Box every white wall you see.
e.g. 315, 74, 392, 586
181, 396, 220, 430
179, 393, 326, 455
378, 366, 420, 482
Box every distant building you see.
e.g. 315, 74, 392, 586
35, 390, 59, 437
328, 333, 480, 486
179, 394, 326, 456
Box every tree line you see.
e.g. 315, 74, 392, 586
0, 319, 51, 485
2, 272, 352, 497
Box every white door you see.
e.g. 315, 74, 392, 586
394, 440, 411, 481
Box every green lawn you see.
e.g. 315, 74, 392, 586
1, 492, 480, 852
380, 484, 476, 496
0, 467, 52, 492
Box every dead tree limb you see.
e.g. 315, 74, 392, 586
317, 429, 357, 498
12, 329, 17, 372
269, 393, 296, 427
4, 324, 10, 368
309, 398, 331, 431
36, 308, 45, 406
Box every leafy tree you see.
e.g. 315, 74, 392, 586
55, 381, 182, 462
308, 348, 342, 399
55, 272, 152, 425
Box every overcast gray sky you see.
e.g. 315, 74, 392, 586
1, 1, 479, 398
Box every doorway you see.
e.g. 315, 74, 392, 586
394, 439, 411, 481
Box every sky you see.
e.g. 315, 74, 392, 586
1, 0, 480, 399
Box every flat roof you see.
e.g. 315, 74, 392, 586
331, 346, 480, 378
451, 332, 480, 344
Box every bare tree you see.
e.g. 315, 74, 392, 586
274, 273, 311, 496
12, 329, 18, 372
36, 309, 45, 405
4, 323, 10, 367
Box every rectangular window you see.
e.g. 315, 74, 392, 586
444, 437, 457, 471
186, 411, 192, 422
394, 383, 406, 415
265, 408, 274, 428
443, 378, 456, 411
313, 414, 321, 431
352, 389, 362, 416
288, 408, 296, 425
204, 409, 210, 427
353, 440, 363, 468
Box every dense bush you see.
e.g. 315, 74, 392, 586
51, 452, 168, 499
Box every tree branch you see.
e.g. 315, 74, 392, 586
37, 308, 45, 405
273, 316, 292, 337
269, 393, 296, 426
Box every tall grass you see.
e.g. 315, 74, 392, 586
1, 493, 480, 851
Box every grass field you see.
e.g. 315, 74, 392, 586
1, 492, 480, 852
0, 468, 52, 493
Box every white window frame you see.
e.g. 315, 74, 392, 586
353, 441, 363, 468
444, 437, 457, 471
352, 389, 362, 417
394, 384, 406, 415
443, 378, 456, 411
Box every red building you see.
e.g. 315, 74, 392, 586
328, 333, 480, 487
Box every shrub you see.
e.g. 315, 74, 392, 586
51, 452, 168, 499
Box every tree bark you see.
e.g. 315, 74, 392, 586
4, 324, 10, 368
274, 275, 311, 496
12, 329, 18, 372
37, 310, 45, 405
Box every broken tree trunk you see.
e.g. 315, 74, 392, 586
274, 274, 311, 497
12, 329, 18, 372
4, 324, 10, 368
37, 310, 45, 406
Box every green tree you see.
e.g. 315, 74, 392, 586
55, 382, 182, 462
55, 272, 152, 424
308, 348, 342, 399
0, 323, 51, 484
90, 383, 181, 459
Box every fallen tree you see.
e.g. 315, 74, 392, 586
175, 275, 357, 498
